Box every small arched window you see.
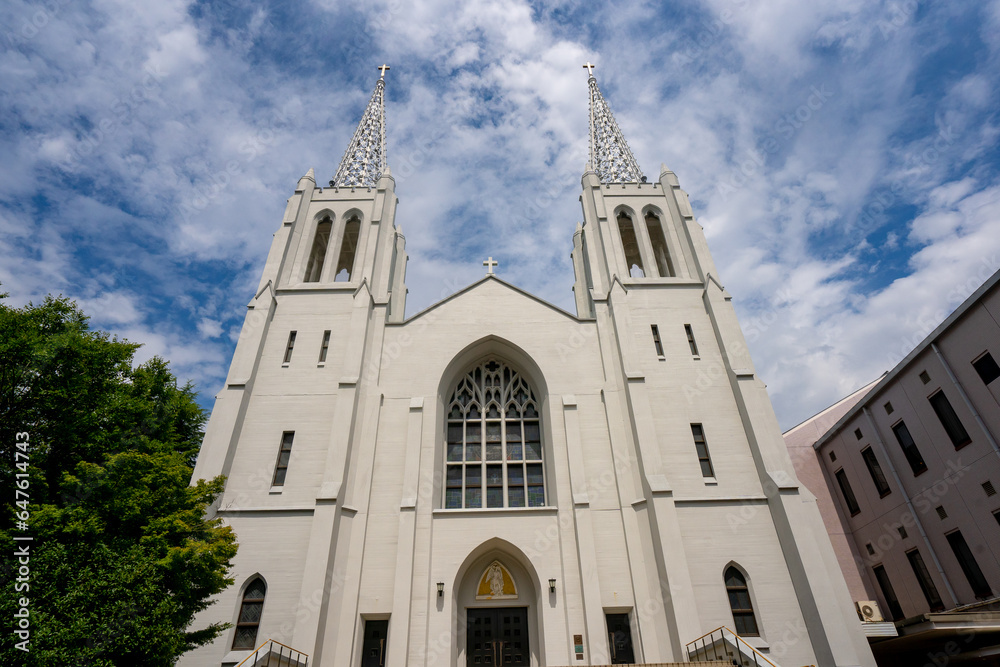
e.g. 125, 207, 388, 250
725, 566, 759, 636
444, 359, 545, 509
644, 211, 674, 277
304, 217, 332, 282
335, 215, 361, 281
617, 211, 644, 278
232, 577, 267, 650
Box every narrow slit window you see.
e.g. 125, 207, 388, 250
335, 215, 361, 281
835, 468, 861, 516
304, 217, 332, 282
906, 549, 944, 611
692, 424, 714, 478
232, 578, 266, 650
973, 352, 1000, 385
928, 391, 971, 449
651, 325, 664, 356
892, 421, 927, 475
861, 447, 891, 497
272, 432, 294, 486
946, 531, 993, 599
685, 324, 699, 356
319, 330, 331, 363
283, 331, 297, 364
617, 211, 644, 278
645, 211, 675, 277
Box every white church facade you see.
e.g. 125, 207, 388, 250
180, 67, 876, 667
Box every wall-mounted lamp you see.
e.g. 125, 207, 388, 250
549, 578, 557, 593
437, 582, 444, 597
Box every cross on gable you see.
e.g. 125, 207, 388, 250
483, 257, 498, 275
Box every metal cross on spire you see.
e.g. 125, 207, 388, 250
331, 66, 389, 188
585, 63, 643, 184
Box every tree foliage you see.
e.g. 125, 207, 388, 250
0, 295, 237, 666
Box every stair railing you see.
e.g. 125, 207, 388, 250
235, 639, 309, 667
685, 626, 778, 667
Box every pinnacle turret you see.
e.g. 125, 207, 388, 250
584, 65, 643, 184
331, 67, 389, 188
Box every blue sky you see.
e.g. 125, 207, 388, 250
2, 0, 999, 430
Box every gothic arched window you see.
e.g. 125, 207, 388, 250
444, 359, 545, 509
232, 577, 267, 650
304, 217, 332, 282
617, 211, 644, 278
644, 211, 674, 277
725, 566, 759, 636
334, 215, 361, 281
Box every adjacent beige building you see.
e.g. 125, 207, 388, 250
785, 269, 1000, 665
179, 69, 876, 667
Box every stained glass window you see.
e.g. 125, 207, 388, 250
444, 359, 545, 509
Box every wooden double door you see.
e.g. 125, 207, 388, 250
466, 608, 529, 666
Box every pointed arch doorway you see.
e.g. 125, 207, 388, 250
459, 552, 538, 667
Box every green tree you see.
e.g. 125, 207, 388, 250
0, 294, 237, 666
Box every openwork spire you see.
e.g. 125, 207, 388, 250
331, 66, 389, 188
585, 64, 643, 184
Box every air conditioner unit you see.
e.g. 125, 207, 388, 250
856, 600, 883, 623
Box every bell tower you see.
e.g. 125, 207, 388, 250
569, 65, 875, 666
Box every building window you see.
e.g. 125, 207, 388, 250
936, 505, 948, 520
644, 211, 674, 277
973, 352, 1000, 385
605, 613, 636, 664
872, 565, 904, 620
928, 391, 971, 449
866, 543, 875, 555
283, 331, 297, 364
891, 421, 927, 475
984, 481, 997, 497
651, 325, 664, 357
334, 215, 361, 281
898, 526, 908, 539
684, 324, 699, 356
691, 424, 714, 477
304, 217, 332, 282
444, 358, 544, 509
835, 469, 861, 516
724, 567, 759, 636
319, 330, 331, 363
884, 401, 894, 415
829, 451, 837, 462
617, 211, 645, 278
854, 428, 863, 440
946, 531, 993, 599
861, 447, 891, 497
232, 577, 266, 650
919, 370, 931, 384
906, 549, 944, 611
272, 432, 294, 486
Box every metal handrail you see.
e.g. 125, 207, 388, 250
235, 639, 310, 667
685, 626, 779, 667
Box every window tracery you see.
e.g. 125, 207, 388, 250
444, 359, 545, 509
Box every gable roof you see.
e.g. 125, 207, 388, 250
396, 275, 584, 325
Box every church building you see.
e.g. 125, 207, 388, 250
180, 66, 876, 667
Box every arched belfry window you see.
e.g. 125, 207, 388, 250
645, 211, 674, 277
304, 217, 332, 282
617, 211, 644, 278
334, 214, 361, 281
725, 566, 759, 636
232, 577, 267, 650
445, 359, 545, 509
